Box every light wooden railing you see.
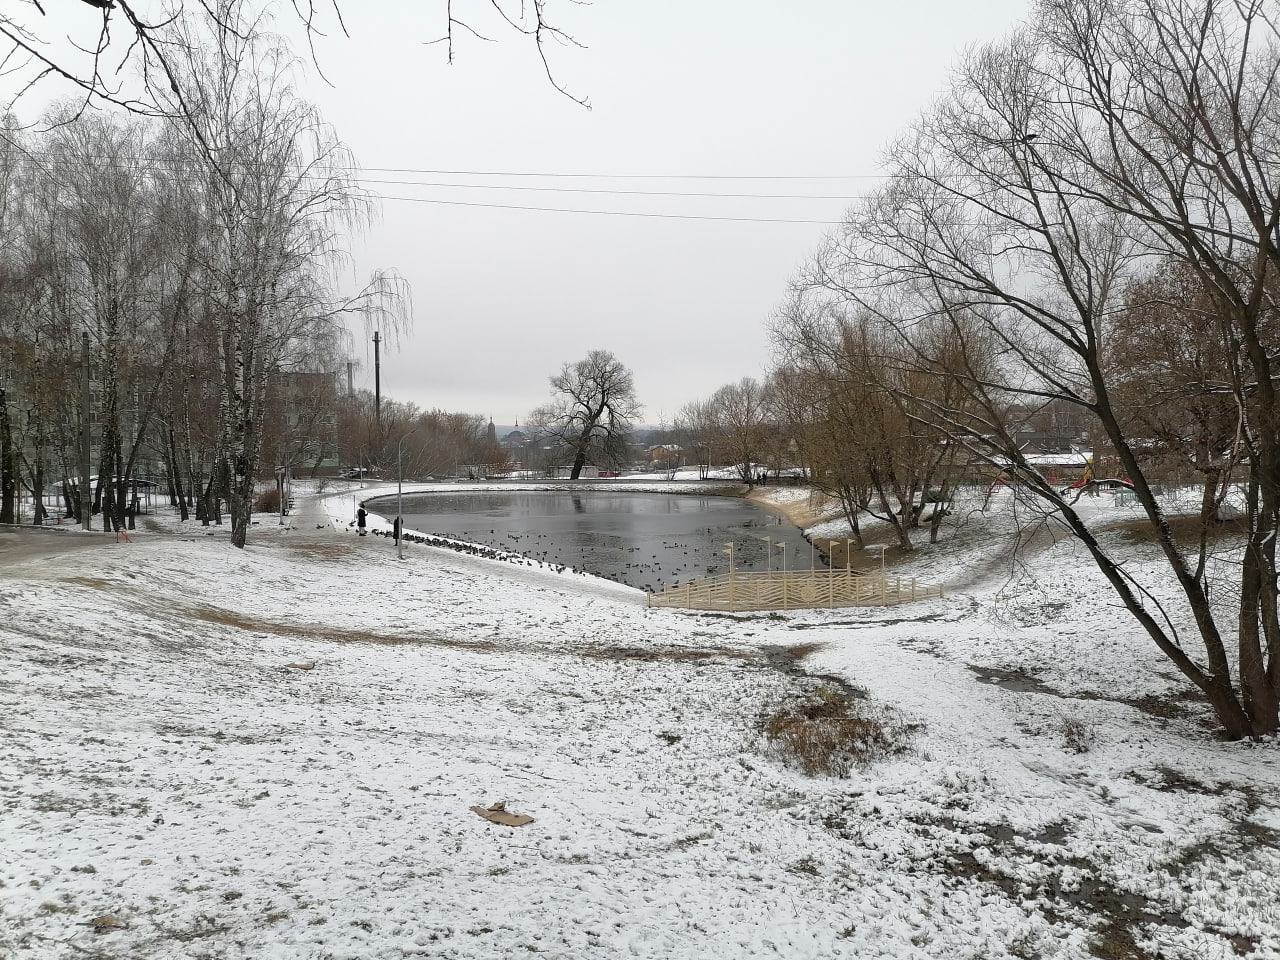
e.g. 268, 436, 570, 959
646, 569, 942, 612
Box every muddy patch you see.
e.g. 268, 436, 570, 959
968, 665, 1076, 697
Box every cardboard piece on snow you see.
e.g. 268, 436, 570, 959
85, 915, 126, 933
470, 802, 534, 827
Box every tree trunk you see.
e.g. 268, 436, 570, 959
833, 482, 866, 550
867, 464, 913, 551
0, 387, 16, 524
928, 483, 949, 545
167, 426, 188, 521
31, 463, 45, 526
29, 394, 47, 526
200, 471, 221, 526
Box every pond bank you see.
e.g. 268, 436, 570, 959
748, 486, 872, 570
380, 486, 820, 592
747, 486, 841, 528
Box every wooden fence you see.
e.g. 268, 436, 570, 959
646, 569, 943, 612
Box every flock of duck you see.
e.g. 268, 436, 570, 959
350, 518, 833, 594
351, 525, 606, 578
350, 520, 737, 591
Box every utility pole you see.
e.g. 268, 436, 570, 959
80, 331, 91, 531
373, 330, 381, 430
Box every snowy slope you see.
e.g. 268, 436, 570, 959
1, 482, 1278, 959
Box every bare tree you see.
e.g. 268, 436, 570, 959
800, 0, 1280, 739
1, 1, 588, 124
154, 5, 405, 546
1107, 259, 1249, 515
39, 107, 175, 532
0, 117, 29, 525
774, 298, 970, 548
530, 349, 641, 480
704, 377, 773, 486
675, 398, 715, 481
769, 360, 866, 541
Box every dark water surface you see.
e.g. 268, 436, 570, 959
382, 489, 827, 592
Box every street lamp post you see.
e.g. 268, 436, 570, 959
373, 331, 382, 431
396, 439, 405, 560
777, 541, 788, 608
276, 465, 287, 525
724, 541, 736, 608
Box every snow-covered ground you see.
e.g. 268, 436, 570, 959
2, 480, 1279, 959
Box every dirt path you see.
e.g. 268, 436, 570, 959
0, 525, 118, 571
0, 492, 359, 575
747, 487, 845, 529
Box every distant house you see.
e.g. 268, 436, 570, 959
1022, 451, 1093, 481
1013, 427, 1086, 456
648, 443, 683, 468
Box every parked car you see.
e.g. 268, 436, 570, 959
342, 468, 379, 479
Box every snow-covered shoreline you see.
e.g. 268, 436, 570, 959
2, 484, 1279, 959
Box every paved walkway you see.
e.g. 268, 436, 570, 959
1, 484, 420, 565
280, 491, 343, 540
276, 488, 407, 556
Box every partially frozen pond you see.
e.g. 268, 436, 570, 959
381, 489, 826, 591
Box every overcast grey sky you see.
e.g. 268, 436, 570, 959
9, 1, 1031, 425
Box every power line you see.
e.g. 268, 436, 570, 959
9, 153, 869, 201
0, 137, 1037, 225
0, 134, 859, 220
353, 177, 861, 201
358, 167, 882, 181
1, 137, 879, 189
376, 194, 841, 224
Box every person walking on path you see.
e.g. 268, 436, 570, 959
393, 515, 402, 544
356, 506, 367, 536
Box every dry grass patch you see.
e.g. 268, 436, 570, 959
784, 641, 824, 660
1106, 512, 1247, 545
182, 604, 481, 648
579, 644, 752, 664
762, 684, 917, 777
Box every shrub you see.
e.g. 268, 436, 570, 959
1060, 715, 1095, 754
762, 684, 916, 777
255, 487, 281, 513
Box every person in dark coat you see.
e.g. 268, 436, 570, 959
393, 515, 402, 543
356, 506, 367, 536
